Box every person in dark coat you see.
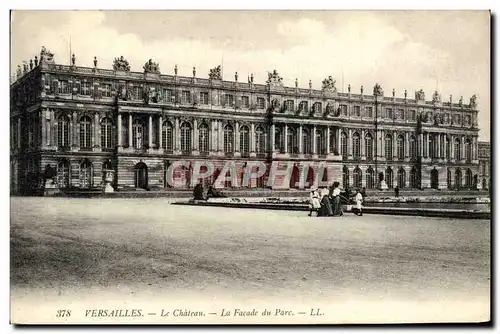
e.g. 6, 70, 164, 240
319, 187, 333, 216
331, 182, 344, 217
193, 183, 205, 200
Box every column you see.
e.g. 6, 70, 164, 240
148, 115, 153, 148
158, 116, 163, 149
117, 114, 122, 147
40, 111, 46, 148
17, 118, 21, 149
450, 134, 455, 159
424, 132, 429, 158
461, 136, 465, 160
360, 129, 365, 157
336, 127, 341, 153
392, 131, 397, 160
93, 113, 99, 148
128, 114, 133, 148
312, 125, 317, 154
298, 124, 303, 154
235, 121, 240, 152
175, 118, 180, 151
437, 133, 441, 158
419, 133, 423, 157
347, 128, 352, 157
405, 132, 409, 158
250, 123, 255, 152
72, 111, 77, 147
473, 137, 477, 160
193, 118, 198, 151
380, 130, 385, 158
326, 127, 330, 154
284, 124, 288, 154
46, 110, 51, 146
218, 120, 223, 151
271, 123, 276, 152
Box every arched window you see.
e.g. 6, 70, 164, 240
79, 116, 92, 149
397, 135, 405, 160
240, 125, 250, 155
454, 138, 461, 160
366, 167, 374, 189
223, 124, 234, 153
302, 128, 311, 154
465, 169, 473, 188
199, 123, 209, 154
341, 131, 347, 158
410, 167, 418, 188
162, 121, 174, 152
56, 160, 70, 188
255, 125, 266, 154
316, 128, 325, 155
329, 127, 336, 154
465, 139, 472, 161
365, 133, 373, 160
342, 165, 349, 189
397, 167, 406, 188
57, 115, 70, 148
132, 119, 144, 149
386, 167, 393, 188
180, 121, 192, 153
100, 118, 113, 149
455, 168, 462, 188
275, 127, 283, 153
80, 160, 93, 189
352, 132, 361, 159
385, 134, 393, 160
287, 127, 298, 154
353, 167, 362, 189
409, 135, 417, 160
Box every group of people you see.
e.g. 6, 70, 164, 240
308, 182, 364, 217
193, 183, 226, 200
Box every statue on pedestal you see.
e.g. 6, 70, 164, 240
113, 56, 130, 72
208, 65, 222, 80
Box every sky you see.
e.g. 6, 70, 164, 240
10, 10, 491, 141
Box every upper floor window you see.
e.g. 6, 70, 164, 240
224, 94, 234, 107
285, 100, 294, 112
353, 106, 361, 117
386, 108, 393, 119
164, 89, 175, 102
200, 92, 209, 105
366, 107, 373, 118
397, 109, 404, 119
81, 81, 91, 96
257, 97, 265, 109
409, 110, 416, 121
182, 91, 191, 104
340, 104, 347, 116
312, 102, 322, 113
102, 83, 112, 97
298, 101, 308, 112
58, 80, 70, 94
133, 86, 142, 100
242, 96, 250, 108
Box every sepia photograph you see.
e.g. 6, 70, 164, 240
9, 9, 491, 325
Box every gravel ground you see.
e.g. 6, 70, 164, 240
10, 197, 490, 324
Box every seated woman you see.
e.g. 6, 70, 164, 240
319, 187, 333, 217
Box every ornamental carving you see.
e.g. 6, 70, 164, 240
40, 46, 55, 64
321, 76, 337, 93
143, 59, 160, 74
415, 89, 425, 101
113, 56, 131, 72
269, 98, 280, 112
373, 83, 384, 97
266, 69, 283, 85
432, 90, 441, 103
324, 103, 336, 117
469, 94, 477, 110
208, 65, 222, 80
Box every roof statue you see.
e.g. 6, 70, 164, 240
469, 94, 477, 109
208, 65, 222, 80
432, 90, 441, 103
113, 56, 130, 72
415, 89, 425, 101
373, 83, 384, 97
39, 46, 55, 64
321, 76, 337, 93
143, 59, 160, 74
266, 69, 283, 85
459, 95, 463, 106
16, 65, 22, 78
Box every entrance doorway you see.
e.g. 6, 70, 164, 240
430, 168, 439, 189
134, 162, 148, 189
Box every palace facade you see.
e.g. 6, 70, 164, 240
478, 141, 491, 191
10, 48, 482, 195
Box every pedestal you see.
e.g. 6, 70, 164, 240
379, 180, 388, 190
103, 169, 115, 193
43, 179, 59, 196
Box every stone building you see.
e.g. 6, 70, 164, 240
478, 141, 491, 191
10, 47, 482, 195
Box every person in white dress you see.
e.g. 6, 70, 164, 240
355, 189, 363, 216
308, 187, 321, 217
